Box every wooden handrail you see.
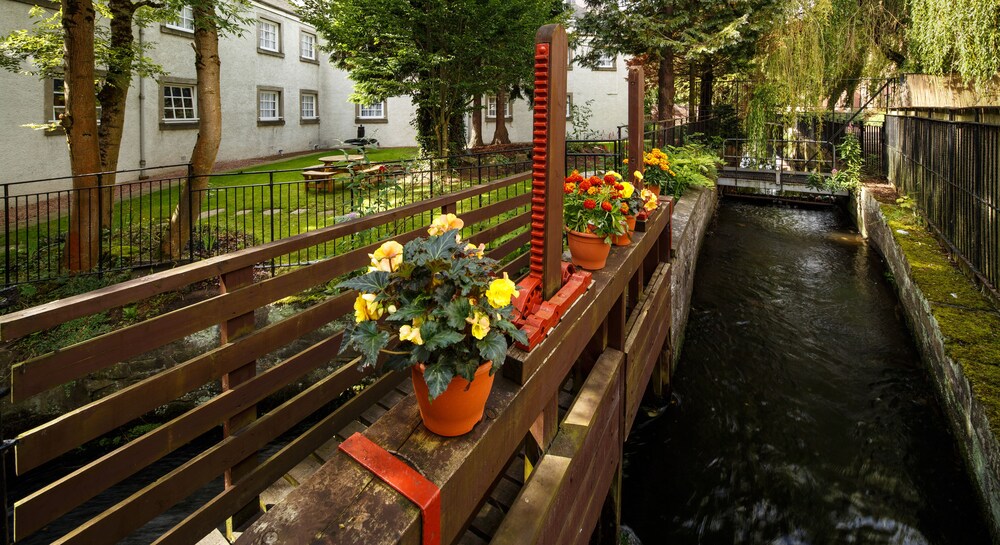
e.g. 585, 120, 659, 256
0, 171, 531, 341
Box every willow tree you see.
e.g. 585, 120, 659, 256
909, 0, 1000, 87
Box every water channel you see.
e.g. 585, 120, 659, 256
621, 200, 990, 544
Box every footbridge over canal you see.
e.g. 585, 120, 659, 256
0, 25, 684, 545
717, 138, 849, 198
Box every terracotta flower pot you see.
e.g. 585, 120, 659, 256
567, 229, 611, 270
412, 361, 495, 436
612, 216, 638, 246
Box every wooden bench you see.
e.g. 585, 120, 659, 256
303, 168, 351, 192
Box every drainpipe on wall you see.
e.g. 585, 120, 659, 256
137, 26, 147, 179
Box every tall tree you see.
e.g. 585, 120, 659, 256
491, 88, 510, 144
299, 0, 560, 157
2, 0, 163, 267
61, 0, 102, 270
469, 94, 485, 147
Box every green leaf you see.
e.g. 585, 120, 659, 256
424, 329, 465, 351
335, 271, 391, 293
443, 298, 472, 329
383, 353, 413, 372
476, 330, 508, 365
346, 320, 390, 368
454, 358, 479, 382
418, 233, 460, 264
422, 364, 454, 400
386, 301, 428, 322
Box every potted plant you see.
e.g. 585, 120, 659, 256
337, 213, 528, 436
612, 175, 643, 246
638, 148, 675, 197
563, 170, 628, 270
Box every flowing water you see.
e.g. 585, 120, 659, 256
622, 200, 991, 544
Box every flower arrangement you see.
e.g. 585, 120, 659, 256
337, 213, 528, 400
563, 170, 628, 241
636, 148, 675, 192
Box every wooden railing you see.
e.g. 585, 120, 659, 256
233, 194, 675, 545
0, 171, 533, 544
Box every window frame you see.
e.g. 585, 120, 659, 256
594, 52, 616, 71
44, 76, 103, 135
355, 101, 388, 123
299, 30, 318, 63
300, 90, 319, 124
159, 77, 199, 130
164, 6, 195, 33
257, 18, 283, 57
566, 93, 573, 121
257, 86, 285, 126
485, 95, 513, 121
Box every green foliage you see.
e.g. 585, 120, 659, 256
909, 0, 1000, 86
657, 143, 722, 198
337, 220, 527, 400
827, 133, 861, 191
298, 0, 562, 156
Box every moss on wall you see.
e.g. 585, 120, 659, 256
879, 202, 1000, 437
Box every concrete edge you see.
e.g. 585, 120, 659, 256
855, 187, 1000, 540
669, 186, 719, 372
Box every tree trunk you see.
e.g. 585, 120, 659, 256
469, 94, 484, 147
96, 0, 137, 229
163, 2, 223, 260
62, 0, 102, 271
698, 64, 714, 122
687, 64, 696, 122
491, 88, 510, 145
657, 45, 675, 147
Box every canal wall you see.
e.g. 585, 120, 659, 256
669, 186, 719, 372
855, 187, 1000, 539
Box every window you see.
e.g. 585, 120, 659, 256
300, 92, 318, 121
47, 78, 101, 123
258, 19, 280, 53
165, 6, 195, 32
566, 93, 573, 120
300, 32, 316, 61
358, 102, 385, 119
486, 96, 512, 120
258, 89, 281, 121
595, 52, 615, 70
567, 46, 573, 70
162, 84, 197, 121
50, 78, 66, 122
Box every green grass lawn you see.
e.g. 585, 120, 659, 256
2, 146, 538, 284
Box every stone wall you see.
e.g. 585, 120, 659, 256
856, 188, 1000, 539
669, 186, 719, 371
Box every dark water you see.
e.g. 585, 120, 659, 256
622, 200, 991, 544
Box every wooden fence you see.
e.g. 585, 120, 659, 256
0, 171, 534, 544
886, 114, 1000, 294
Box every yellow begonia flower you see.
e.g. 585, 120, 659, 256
353, 292, 385, 323
399, 324, 424, 345
368, 240, 403, 272
428, 213, 464, 236
467, 310, 491, 340
465, 242, 485, 259
606, 170, 622, 180
486, 272, 519, 309
620, 181, 635, 198
633, 170, 644, 182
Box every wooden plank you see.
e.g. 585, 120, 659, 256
152, 372, 406, 545
623, 263, 671, 434
459, 193, 532, 229
13, 334, 355, 541
220, 267, 262, 533
9, 226, 421, 404
627, 66, 645, 189
0, 171, 531, 341
500, 252, 531, 277
48, 357, 384, 545
491, 349, 623, 545
467, 212, 531, 247
14, 292, 354, 473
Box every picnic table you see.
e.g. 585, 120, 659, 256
318, 154, 366, 167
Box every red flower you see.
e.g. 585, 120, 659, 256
579, 180, 592, 191
614, 183, 624, 191
601, 201, 613, 212
588, 176, 602, 187
564, 183, 574, 194
583, 199, 597, 210
604, 174, 617, 184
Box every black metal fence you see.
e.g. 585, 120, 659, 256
1, 148, 531, 287
886, 114, 1000, 292
641, 116, 721, 151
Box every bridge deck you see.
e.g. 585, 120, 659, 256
718, 167, 849, 197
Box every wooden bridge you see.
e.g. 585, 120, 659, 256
0, 25, 676, 545
718, 138, 848, 197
